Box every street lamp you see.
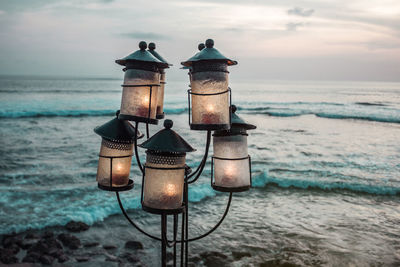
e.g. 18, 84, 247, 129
116, 41, 168, 124
212, 105, 256, 192
140, 119, 195, 214
181, 39, 237, 130
94, 39, 256, 267
94, 111, 143, 191
148, 42, 171, 119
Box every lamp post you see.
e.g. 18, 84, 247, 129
94, 39, 256, 267
148, 42, 171, 119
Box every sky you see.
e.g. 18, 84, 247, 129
0, 0, 399, 81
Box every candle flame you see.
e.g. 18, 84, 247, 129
116, 164, 122, 171
206, 104, 215, 113
142, 95, 150, 105
165, 183, 176, 197
224, 164, 236, 178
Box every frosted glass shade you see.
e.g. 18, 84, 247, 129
213, 135, 248, 158
156, 72, 165, 117
213, 134, 250, 189
96, 139, 133, 187
214, 158, 250, 188
143, 152, 186, 211
190, 67, 230, 127
120, 68, 160, 120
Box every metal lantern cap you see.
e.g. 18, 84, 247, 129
116, 41, 169, 68
94, 111, 144, 143
180, 43, 204, 70
231, 105, 256, 130
181, 39, 237, 67
139, 119, 196, 153
148, 43, 172, 68
214, 105, 256, 136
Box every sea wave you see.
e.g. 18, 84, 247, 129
315, 113, 400, 124
1, 101, 399, 124
0, 108, 188, 119
0, 89, 122, 94
252, 171, 400, 195
1, 172, 398, 235
0, 110, 117, 118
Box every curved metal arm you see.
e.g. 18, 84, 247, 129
116, 192, 161, 241
187, 192, 232, 242
145, 123, 150, 139
187, 130, 211, 184
173, 192, 232, 243
117, 191, 232, 244
134, 122, 144, 174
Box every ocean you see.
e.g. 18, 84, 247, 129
0, 75, 399, 266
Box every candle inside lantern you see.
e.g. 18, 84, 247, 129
111, 162, 129, 186
201, 104, 220, 124
136, 95, 150, 117
160, 183, 180, 207
220, 163, 237, 186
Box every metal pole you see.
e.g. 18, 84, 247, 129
184, 181, 188, 267
173, 214, 178, 267
161, 214, 167, 267
180, 207, 185, 266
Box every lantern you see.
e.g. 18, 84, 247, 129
181, 39, 237, 130
181, 43, 205, 84
139, 119, 195, 214
211, 105, 256, 192
116, 41, 168, 125
148, 42, 171, 119
94, 111, 143, 191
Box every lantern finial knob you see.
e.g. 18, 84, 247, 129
164, 119, 173, 129
139, 41, 147, 51
198, 43, 205, 51
231, 105, 237, 113
149, 42, 156, 50
205, 39, 214, 48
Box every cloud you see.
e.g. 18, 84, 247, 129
286, 22, 304, 31
119, 32, 170, 40
0, 10, 5, 15
288, 7, 314, 17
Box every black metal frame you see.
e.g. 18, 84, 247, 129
211, 155, 252, 193
112, 123, 236, 267
156, 81, 167, 119
140, 165, 187, 215
98, 81, 251, 266
97, 154, 134, 192
118, 84, 160, 125
187, 88, 232, 130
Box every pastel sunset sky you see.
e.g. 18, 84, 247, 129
0, 0, 399, 81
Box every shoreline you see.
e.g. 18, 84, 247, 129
0, 220, 145, 266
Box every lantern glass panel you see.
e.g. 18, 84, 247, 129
96, 139, 133, 187
156, 72, 165, 116
214, 158, 250, 188
120, 69, 159, 119
143, 153, 185, 210
191, 71, 229, 125
213, 135, 248, 158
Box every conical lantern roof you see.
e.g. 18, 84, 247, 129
139, 119, 196, 153
148, 43, 171, 68
231, 105, 256, 130
181, 39, 237, 67
94, 111, 144, 143
214, 105, 256, 136
180, 43, 205, 70
116, 41, 169, 68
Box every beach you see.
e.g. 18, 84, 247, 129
1, 76, 400, 266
